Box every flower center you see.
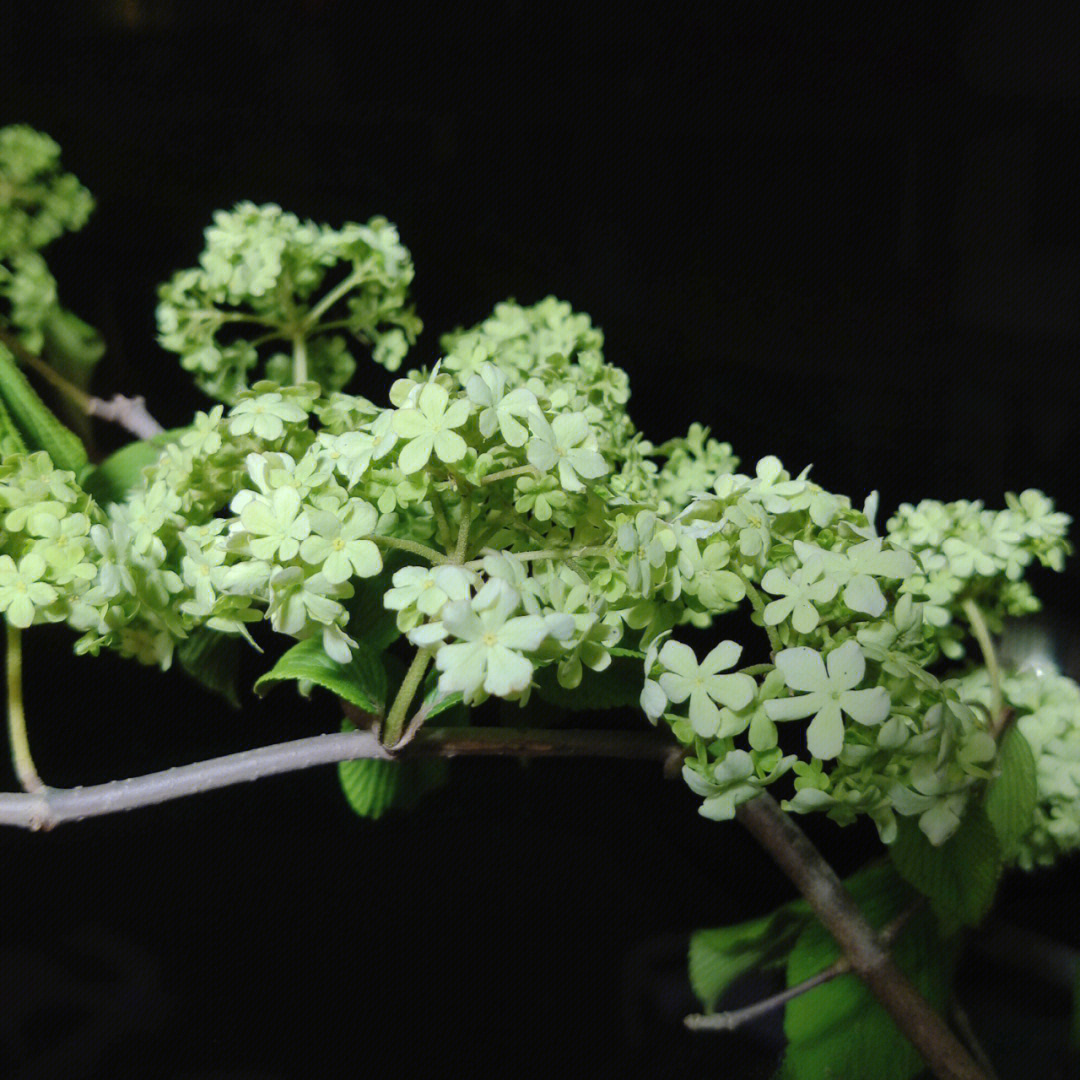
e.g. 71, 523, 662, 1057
481, 632, 499, 647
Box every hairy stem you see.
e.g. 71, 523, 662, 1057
481, 464, 540, 485
6, 624, 44, 793
453, 494, 472, 563
370, 534, 448, 564
292, 334, 308, 384
466, 545, 608, 568
0, 726, 684, 831
428, 484, 454, 551
735, 793, 987, 1080
736, 572, 782, 656
382, 646, 434, 747
961, 598, 1004, 735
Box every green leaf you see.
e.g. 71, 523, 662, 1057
420, 671, 465, 722
176, 626, 242, 709
984, 725, 1038, 860
0, 344, 87, 472
689, 906, 808, 1013
337, 715, 450, 819
254, 636, 388, 715
889, 804, 1003, 931
81, 426, 189, 505
782, 862, 957, 1080
532, 654, 644, 711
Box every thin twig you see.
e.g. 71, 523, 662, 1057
685, 958, 849, 1032
0, 327, 165, 439
683, 898, 923, 1033
0, 726, 683, 831
735, 793, 988, 1080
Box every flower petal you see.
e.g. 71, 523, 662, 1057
774, 647, 827, 692
806, 702, 845, 760
699, 639, 741, 675
483, 643, 534, 696
658, 640, 699, 679
824, 639, 866, 690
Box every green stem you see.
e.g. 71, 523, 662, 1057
382, 647, 434, 747
739, 573, 783, 655
428, 484, 454, 552
739, 663, 776, 677
370, 535, 449, 564
300, 267, 364, 328
466, 545, 608, 568
292, 335, 308, 384
961, 598, 1004, 734
453, 494, 472, 563
6, 624, 43, 793
481, 464, 540, 485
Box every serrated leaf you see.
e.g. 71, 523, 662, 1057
420, 675, 465, 722
532, 654, 644, 711
984, 725, 1038, 860
0, 345, 87, 472
689, 906, 807, 1013
889, 804, 1003, 930
782, 861, 957, 1080
254, 636, 388, 715
81, 426, 189, 505
176, 626, 242, 709
337, 716, 450, 819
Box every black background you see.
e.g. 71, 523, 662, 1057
3, 3, 1080, 1077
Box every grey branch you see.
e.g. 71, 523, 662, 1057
86, 394, 165, 439
684, 959, 847, 1032
736, 793, 988, 1080
0, 727, 684, 831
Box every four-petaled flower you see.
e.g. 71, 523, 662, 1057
617, 511, 675, 597
465, 362, 537, 447
418, 582, 574, 703
526, 411, 608, 492
744, 455, 808, 513
227, 392, 308, 441
656, 639, 756, 738
760, 557, 838, 634
795, 537, 915, 618
0, 552, 57, 628
298, 500, 381, 584
383, 564, 476, 629
391, 381, 471, 474
764, 639, 891, 760
234, 486, 311, 562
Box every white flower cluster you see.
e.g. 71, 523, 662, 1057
1, 197, 1072, 856
958, 664, 1080, 869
